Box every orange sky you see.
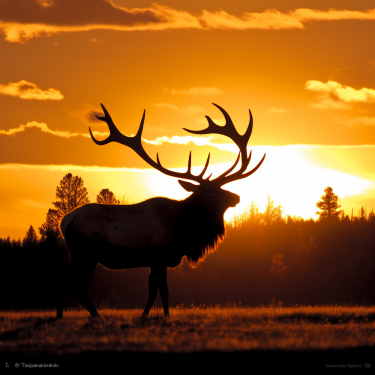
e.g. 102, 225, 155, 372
1, 0, 375, 240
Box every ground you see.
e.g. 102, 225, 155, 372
0, 306, 374, 370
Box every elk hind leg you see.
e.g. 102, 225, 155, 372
56, 259, 99, 319
142, 267, 159, 317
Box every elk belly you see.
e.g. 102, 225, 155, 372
96, 242, 156, 269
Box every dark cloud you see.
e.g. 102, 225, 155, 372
329, 64, 375, 89
0, 0, 159, 26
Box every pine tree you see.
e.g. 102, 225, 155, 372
267, 252, 288, 277
23, 225, 38, 248
96, 188, 120, 204
359, 206, 367, 222
53, 173, 90, 216
39, 209, 61, 240
368, 208, 375, 223
316, 186, 342, 221
262, 195, 283, 225
39, 173, 90, 239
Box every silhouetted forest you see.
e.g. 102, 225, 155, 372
1, 190, 374, 309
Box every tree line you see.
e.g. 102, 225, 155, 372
0, 174, 374, 309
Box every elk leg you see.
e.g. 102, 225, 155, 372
56, 280, 64, 319
56, 259, 99, 319
77, 261, 101, 319
158, 267, 169, 317
142, 267, 158, 316
78, 289, 102, 321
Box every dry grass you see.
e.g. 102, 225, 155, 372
0, 305, 374, 355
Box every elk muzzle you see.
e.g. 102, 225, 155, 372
229, 193, 240, 207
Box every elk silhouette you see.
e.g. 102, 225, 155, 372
57, 103, 265, 320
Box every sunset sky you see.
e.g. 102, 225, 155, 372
1, 0, 375, 240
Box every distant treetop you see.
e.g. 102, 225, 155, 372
316, 186, 342, 221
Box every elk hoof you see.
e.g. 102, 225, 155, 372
89, 315, 105, 324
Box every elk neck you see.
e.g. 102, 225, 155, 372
175, 193, 226, 265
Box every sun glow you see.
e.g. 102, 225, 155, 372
145, 145, 373, 221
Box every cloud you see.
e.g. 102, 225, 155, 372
339, 116, 375, 127
0, 121, 232, 152
306, 80, 375, 109
311, 98, 352, 110
144, 135, 213, 147
154, 103, 206, 114
200, 9, 304, 30
69, 104, 104, 125
265, 108, 289, 114
166, 87, 225, 96
0, 1, 200, 43
0, 121, 108, 138
292, 8, 375, 22
143, 134, 238, 154
0, 1, 374, 43
0, 80, 63, 100
0, 163, 152, 173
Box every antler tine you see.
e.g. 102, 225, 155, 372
183, 104, 261, 185
214, 152, 241, 180
183, 103, 238, 140
243, 109, 253, 145
92, 104, 214, 184
219, 152, 266, 186
90, 103, 140, 146
187, 151, 192, 173
156, 151, 211, 182
198, 153, 210, 178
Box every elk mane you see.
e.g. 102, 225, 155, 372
179, 204, 226, 267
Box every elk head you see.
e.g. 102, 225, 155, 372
90, 103, 266, 216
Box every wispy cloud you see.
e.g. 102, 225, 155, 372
165, 87, 225, 96
0, 80, 63, 100
0, 121, 107, 138
1, 1, 374, 43
143, 135, 238, 154
265, 108, 289, 114
154, 103, 206, 114
305, 80, 375, 109
200, 9, 304, 30
144, 135, 213, 147
292, 8, 375, 21
0, 163, 153, 173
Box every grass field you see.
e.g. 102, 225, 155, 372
0, 305, 374, 370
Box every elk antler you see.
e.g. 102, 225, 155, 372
90, 104, 211, 183
184, 104, 266, 186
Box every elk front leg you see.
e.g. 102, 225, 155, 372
158, 267, 169, 317
142, 267, 169, 317
142, 267, 158, 317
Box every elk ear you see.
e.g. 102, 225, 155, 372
178, 180, 199, 192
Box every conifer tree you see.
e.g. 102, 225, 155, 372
39, 173, 90, 239
96, 188, 120, 204
316, 186, 342, 220
39, 209, 61, 240
23, 225, 38, 248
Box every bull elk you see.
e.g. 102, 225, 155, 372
57, 103, 265, 320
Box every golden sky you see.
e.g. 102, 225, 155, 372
1, 0, 375, 239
